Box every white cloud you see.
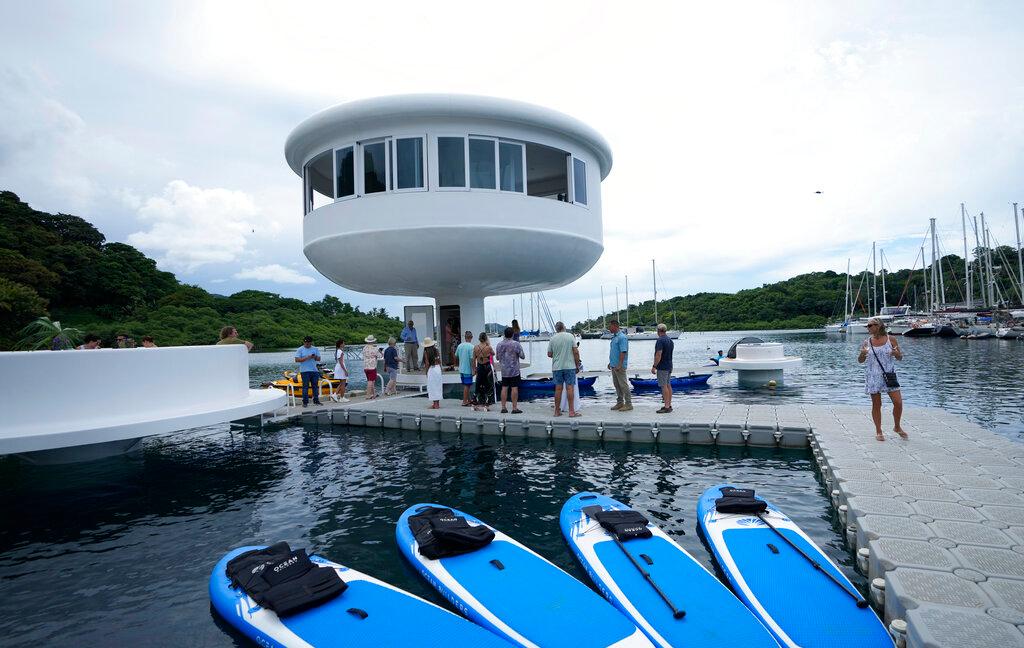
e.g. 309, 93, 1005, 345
233, 264, 315, 284
127, 180, 282, 273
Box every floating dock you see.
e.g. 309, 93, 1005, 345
265, 395, 1024, 647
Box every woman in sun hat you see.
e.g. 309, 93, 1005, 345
857, 317, 906, 441
423, 337, 443, 408
362, 334, 382, 400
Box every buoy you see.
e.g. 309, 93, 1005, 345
889, 619, 908, 648
857, 547, 870, 574
767, 379, 777, 388
870, 578, 886, 609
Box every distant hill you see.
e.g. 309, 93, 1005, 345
0, 191, 402, 349
576, 249, 1022, 332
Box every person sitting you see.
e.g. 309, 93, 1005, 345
76, 334, 101, 350
217, 326, 254, 351
141, 336, 157, 348
709, 349, 725, 365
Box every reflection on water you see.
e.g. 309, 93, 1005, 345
1, 425, 836, 647
253, 330, 1023, 439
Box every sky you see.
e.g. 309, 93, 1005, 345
2, 1, 1022, 325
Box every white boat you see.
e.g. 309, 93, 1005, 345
666, 329, 682, 339
996, 326, 1023, 339
823, 323, 846, 334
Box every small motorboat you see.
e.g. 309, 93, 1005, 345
629, 373, 711, 391
506, 375, 599, 391
902, 321, 937, 337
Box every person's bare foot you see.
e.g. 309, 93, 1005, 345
553, 411, 562, 417
895, 427, 909, 439
875, 431, 886, 441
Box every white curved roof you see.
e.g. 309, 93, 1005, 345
285, 94, 613, 179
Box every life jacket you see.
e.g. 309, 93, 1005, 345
714, 487, 768, 514
590, 509, 653, 541
225, 542, 347, 617
408, 507, 495, 559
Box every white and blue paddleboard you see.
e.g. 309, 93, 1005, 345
396, 503, 653, 648
210, 545, 511, 648
561, 492, 780, 648
697, 485, 893, 648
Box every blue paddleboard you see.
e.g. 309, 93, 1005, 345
697, 485, 893, 648
561, 492, 779, 647
210, 545, 511, 648
396, 503, 653, 647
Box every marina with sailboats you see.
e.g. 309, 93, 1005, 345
824, 202, 1024, 341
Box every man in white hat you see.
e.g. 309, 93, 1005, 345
363, 335, 381, 400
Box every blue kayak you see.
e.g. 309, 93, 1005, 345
511, 375, 598, 391
561, 493, 778, 648
397, 503, 653, 647
210, 545, 511, 648
697, 485, 893, 648
628, 374, 711, 391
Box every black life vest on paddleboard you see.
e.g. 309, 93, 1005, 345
408, 506, 495, 559
715, 487, 768, 514
590, 509, 653, 541
225, 542, 347, 617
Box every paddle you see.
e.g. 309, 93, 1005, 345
755, 512, 869, 609
581, 505, 686, 619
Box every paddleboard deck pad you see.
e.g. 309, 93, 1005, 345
697, 484, 893, 647
210, 544, 509, 647
560, 492, 779, 648
397, 503, 653, 647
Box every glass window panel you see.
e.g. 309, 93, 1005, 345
395, 138, 424, 189
526, 143, 569, 200
303, 167, 312, 214
499, 142, 524, 192
335, 146, 354, 198
438, 137, 466, 188
363, 141, 387, 194
469, 138, 496, 189
306, 150, 334, 210
573, 157, 587, 205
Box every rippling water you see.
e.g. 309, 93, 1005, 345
0, 330, 1019, 646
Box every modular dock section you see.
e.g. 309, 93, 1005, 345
264, 395, 1024, 647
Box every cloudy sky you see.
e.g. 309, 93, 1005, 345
2, 1, 1022, 324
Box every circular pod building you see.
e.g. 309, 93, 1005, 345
285, 94, 612, 363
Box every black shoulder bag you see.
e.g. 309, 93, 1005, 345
869, 338, 900, 389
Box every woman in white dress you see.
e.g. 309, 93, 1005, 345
423, 337, 443, 408
331, 338, 349, 402
857, 317, 906, 441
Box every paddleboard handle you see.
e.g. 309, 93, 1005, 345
755, 512, 869, 608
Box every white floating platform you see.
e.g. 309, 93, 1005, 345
0, 345, 286, 461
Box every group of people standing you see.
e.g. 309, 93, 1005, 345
442, 327, 526, 413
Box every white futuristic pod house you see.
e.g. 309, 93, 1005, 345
285, 94, 612, 363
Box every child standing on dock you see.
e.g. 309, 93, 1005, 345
858, 317, 907, 441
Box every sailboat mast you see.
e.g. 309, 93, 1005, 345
652, 259, 658, 324
922, 246, 929, 311
963, 204, 971, 308
934, 218, 947, 306
600, 285, 607, 330
974, 215, 984, 307
981, 213, 992, 306
615, 286, 620, 323
880, 249, 887, 309
871, 242, 877, 315
1014, 202, 1023, 298
845, 258, 851, 321
625, 275, 630, 328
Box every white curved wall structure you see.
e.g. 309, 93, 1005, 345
285, 94, 613, 334
0, 346, 286, 461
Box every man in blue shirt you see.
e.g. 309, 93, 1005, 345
455, 331, 475, 406
652, 324, 674, 413
294, 336, 322, 407
607, 319, 631, 411
383, 337, 402, 395
400, 320, 420, 372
